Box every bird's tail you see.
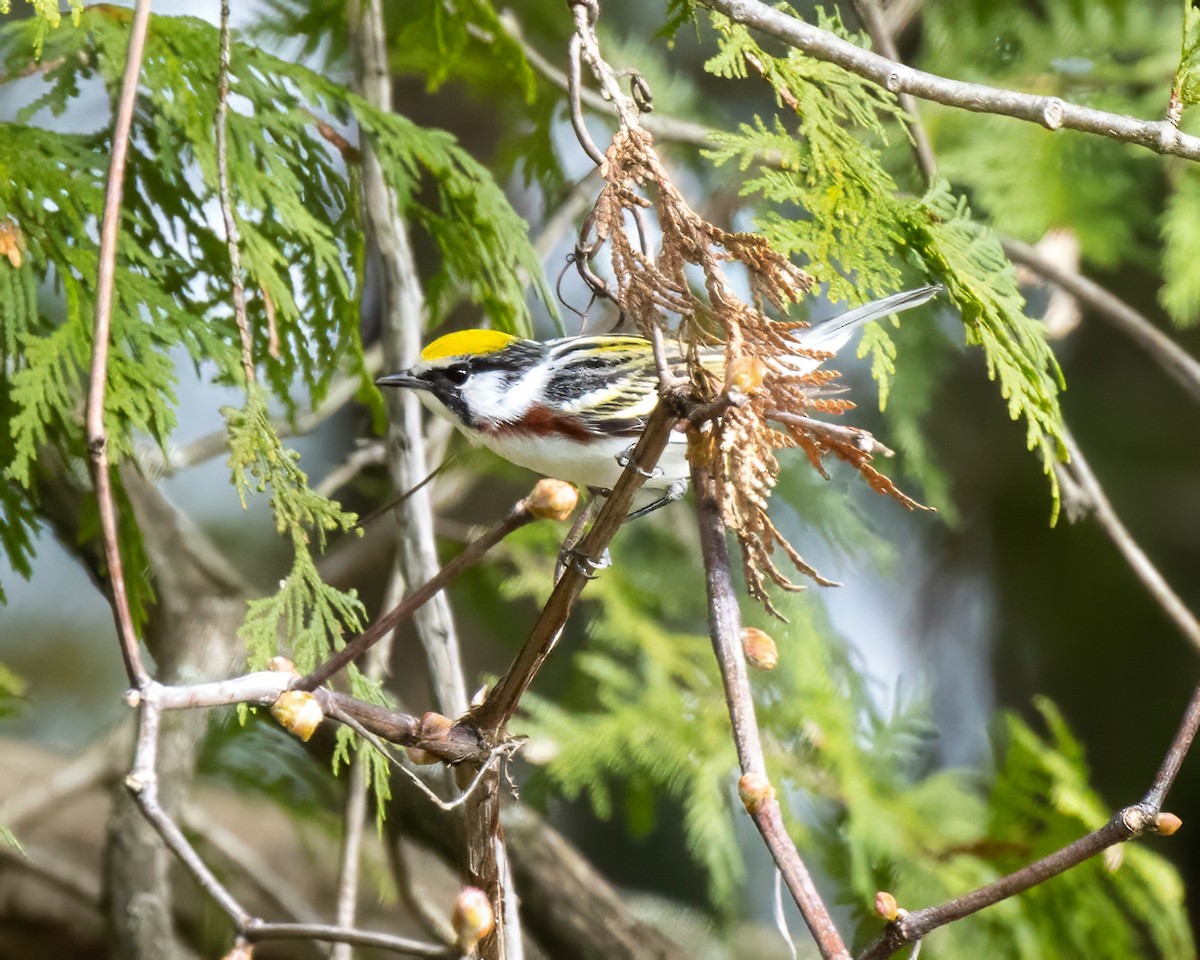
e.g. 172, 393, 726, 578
797, 284, 942, 354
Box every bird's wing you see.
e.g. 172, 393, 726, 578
543, 336, 663, 436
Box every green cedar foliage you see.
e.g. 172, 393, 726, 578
921, 1, 1170, 270
920, 0, 1200, 327
1177, 0, 1200, 110
504, 522, 1191, 956
0, 0, 81, 57
258, 0, 566, 196
0, 6, 549, 813
701, 14, 1066, 516
0, 8, 547, 614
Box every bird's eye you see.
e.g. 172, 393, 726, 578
443, 364, 469, 386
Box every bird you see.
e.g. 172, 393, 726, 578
376, 285, 940, 518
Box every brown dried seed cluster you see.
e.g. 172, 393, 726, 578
588, 125, 918, 611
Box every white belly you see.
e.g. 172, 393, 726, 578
479, 430, 690, 492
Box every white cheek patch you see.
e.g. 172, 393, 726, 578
464, 366, 549, 424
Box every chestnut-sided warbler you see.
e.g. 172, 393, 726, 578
377, 285, 939, 513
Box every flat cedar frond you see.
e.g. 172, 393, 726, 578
587, 125, 918, 609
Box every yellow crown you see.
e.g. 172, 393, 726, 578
420, 329, 517, 363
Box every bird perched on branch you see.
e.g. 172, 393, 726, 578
377, 285, 940, 518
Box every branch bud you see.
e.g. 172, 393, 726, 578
0, 220, 25, 269
726, 355, 768, 395
874, 890, 905, 922
737, 772, 776, 814
452, 886, 495, 955
407, 712, 454, 765
270, 690, 323, 742
267, 656, 298, 675
1155, 811, 1183, 836
741, 627, 778, 670
221, 942, 253, 960
526, 479, 579, 521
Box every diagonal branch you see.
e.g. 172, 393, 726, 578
1056, 428, 1200, 653
86, 0, 153, 690
692, 464, 850, 960
858, 685, 1198, 959
465, 401, 679, 736
1004, 239, 1200, 406
701, 0, 1200, 162
296, 498, 537, 692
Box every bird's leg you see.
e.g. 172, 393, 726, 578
556, 490, 611, 580
623, 480, 687, 522
615, 444, 664, 481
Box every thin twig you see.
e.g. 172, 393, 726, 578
133, 674, 487, 763
568, 30, 606, 166
858, 805, 1167, 959
692, 465, 850, 960
1143, 685, 1200, 810
296, 499, 537, 692
125, 688, 455, 958
242, 923, 451, 956
216, 0, 254, 383
858, 687, 1199, 960
1004, 239, 1200, 406
1056, 428, 1200, 653
498, 10, 716, 150
702, 0, 1200, 162
767, 410, 895, 458
127, 694, 251, 926
569, 0, 640, 130
335, 707, 514, 814
87, 0, 153, 690
851, 0, 936, 183
182, 803, 326, 928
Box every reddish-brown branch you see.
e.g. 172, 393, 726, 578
467, 401, 679, 736
858, 807, 1165, 959
692, 465, 850, 960
296, 500, 537, 692
1143, 684, 1200, 811
87, 0, 154, 690
858, 684, 1199, 958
